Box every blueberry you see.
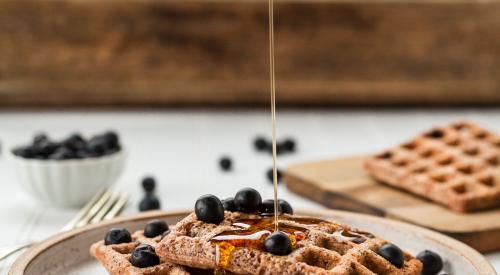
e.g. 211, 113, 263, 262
33, 140, 59, 158
62, 133, 85, 152
139, 195, 161, 211
75, 149, 92, 159
144, 219, 169, 238
283, 138, 296, 152
105, 145, 121, 156
254, 136, 269, 151
87, 136, 107, 156
131, 244, 160, 268
12, 146, 36, 159
219, 156, 232, 171
104, 228, 132, 245
195, 194, 224, 224
33, 133, 48, 146
278, 199, 293, 215
417, 250, 443, 275
69, 132, 85, 142
103, 130, 119, 149
234, 187, 262, 213
266, 168, 283, 184
222, 197, 236, 212
377, 243, 404, 268
260, 199, 281, 215
142, 176, 156, 193
264, 231, 292, 255
49, 147, 75, 160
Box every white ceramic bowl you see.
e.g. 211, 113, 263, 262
10, 150, 127, 208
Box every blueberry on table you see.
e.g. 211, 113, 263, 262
259, 199, 281, 215
142, 176, 156, 193
417, 250, 443, 275
139, 195, 161, 212
264, 231, 292, 256
195, 194, 225, 224
377, 243, 404, 268
104, 228, 132, 245
144, 219, 169, 238
278, 199, 293, 215
221, 197, 236, 212
219, 156, 232, 171
282, 138, 296, 152
234, 187, 262, 213
266, 168, 283, 184
131, 244, 160, 268
254, 136, 269, 151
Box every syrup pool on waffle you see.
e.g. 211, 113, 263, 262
210, 215, 374, 270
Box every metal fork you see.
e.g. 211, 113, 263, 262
0, 186, 128, 261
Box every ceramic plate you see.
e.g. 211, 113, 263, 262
10, 209, 496, 274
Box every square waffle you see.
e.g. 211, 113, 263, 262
90, 230, 190, 275
156, 212, 422, 274
365, 121, 500, 212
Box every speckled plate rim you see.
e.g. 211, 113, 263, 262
9, 209, 497, 274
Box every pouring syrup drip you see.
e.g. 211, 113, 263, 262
267, 0, 279, 233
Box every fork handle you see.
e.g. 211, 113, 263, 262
0, 242, 35, 261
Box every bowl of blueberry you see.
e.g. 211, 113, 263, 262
10, 131, 126, 208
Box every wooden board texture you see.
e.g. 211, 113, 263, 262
1, 0, 500, 106
285, 155, 500, 253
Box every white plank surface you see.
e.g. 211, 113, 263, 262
0, 109, 498, 273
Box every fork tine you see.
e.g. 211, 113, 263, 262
74, 187, 115, 228
103, 194, 128, 221
60, 187, 109, 232
90, 191, 121, 224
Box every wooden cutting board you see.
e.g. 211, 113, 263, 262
285, 155, 500, 253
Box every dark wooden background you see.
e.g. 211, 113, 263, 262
1, 0, 500, 106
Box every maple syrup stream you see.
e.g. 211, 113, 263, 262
268, 0, 279, 233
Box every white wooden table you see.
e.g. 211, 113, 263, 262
0, 109, 498, 273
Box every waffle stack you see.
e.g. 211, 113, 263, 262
365, 121, 500, 212
156, 212, 422, 275
90, 230, 191, 275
